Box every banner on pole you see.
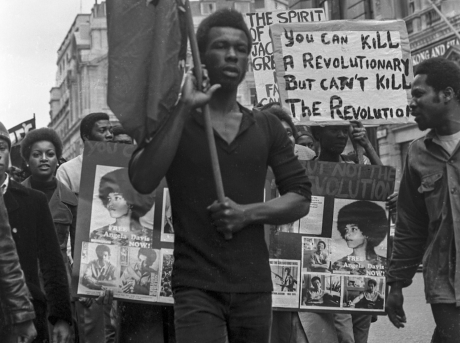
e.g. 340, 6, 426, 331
8, 116, 36, 146
244, 8, 326, 106
270, 20, 414, 124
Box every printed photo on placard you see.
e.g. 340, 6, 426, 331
117, 247, 160, 302
78, 242, 120, 296
330, 199, 388, 276
270, 259, 301, 308
160, 188, 174, 242
158, 249, 174, 303
342, 276, 385, 310
297, 196, 325, 235
89, 165, 155, 248
302, 237, 332, 273
300, 273, 341, 308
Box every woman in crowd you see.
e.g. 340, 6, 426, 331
332, 200, 388, 275
18, 127, 74, 342
21, 128, 78, 262
90, 168, 154, 247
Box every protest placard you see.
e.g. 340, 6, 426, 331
244, 8, 325, 105
73, 143, 393, 313
72, 142, 174, 304
268, 161, 395, 314
270, 20, 414, 124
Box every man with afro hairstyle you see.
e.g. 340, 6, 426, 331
130, 8, 311, 343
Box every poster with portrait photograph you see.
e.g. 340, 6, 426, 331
265, 161, 395, 314
117, 246, 160, 302
300, 273, 342, 309
158, 248, 174, 304
270, 259, 300, 308
160, 188, 174, 242
330, 199, 388, 277
73, 142, 175, 305
77, 241, 121, 297
302, 237, 332, 273
89, 165, 155, 248
342, 276, 385, 311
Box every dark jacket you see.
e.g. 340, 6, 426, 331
22, 177, 78, 258
4, 179, 72, 325
0, 191, 35, 327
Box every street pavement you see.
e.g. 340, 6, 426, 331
368, 272, 435, 343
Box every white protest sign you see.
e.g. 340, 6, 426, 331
244, 9, 326, 106
270, 20, 414, 124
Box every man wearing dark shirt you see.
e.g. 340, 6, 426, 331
386, 57, 460, 342
130, 9, 311, 343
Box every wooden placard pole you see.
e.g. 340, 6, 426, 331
183, 0, 232, 240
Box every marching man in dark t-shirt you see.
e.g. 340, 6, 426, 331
130, 8, 311, 343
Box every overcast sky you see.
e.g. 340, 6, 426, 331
0, 0, 99, 130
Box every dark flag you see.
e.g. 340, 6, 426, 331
8, 115, 36, 146
106, 0, 187, 144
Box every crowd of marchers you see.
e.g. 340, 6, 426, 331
1, 8, 460, 343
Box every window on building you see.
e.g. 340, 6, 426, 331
408, 0, 421, 14
200, 2, 216, 15
234, 2, 250, 14
254, 0, 264, 10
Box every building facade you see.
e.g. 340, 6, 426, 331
49, 2, 113, 159
377, 0, 460, 182
49, 1, 260, 159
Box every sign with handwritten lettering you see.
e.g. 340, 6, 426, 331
270, 20, 414, 124
72, 142, 174, 304
244, 9, 326, 106
268, 161, 395, 314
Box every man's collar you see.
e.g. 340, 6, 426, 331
423, 130, 436, 143
1, 174, 9, 195
191, 103, 255, 128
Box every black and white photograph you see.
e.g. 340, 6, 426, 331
300, 273, 342, 308
330, 199, 388, 276
343, 276, 385, 311
89, 165, 155, 248
158, 248, 174, 304
270, 259, 300, 308
160, 188, 174, 242
302, 237, 332, 273
118, 246, 160, 302
78, 241, 120, 296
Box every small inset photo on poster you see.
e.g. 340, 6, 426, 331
276, 196, 325, 234
77, 242, 120, 296
302, 237, 332, 273
89, 165, 155, 248
160, 188, 174, 242
297, 196, 325, 235
158, 249, 174, 303
300, 273, 341, 308
270, 259, 300, 308
117, 247, 160, 302
343, 276, 385, 311
330, 199, 388, 276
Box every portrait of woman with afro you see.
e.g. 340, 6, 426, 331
331, 200, 388, 275
90, 168, 155, 247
